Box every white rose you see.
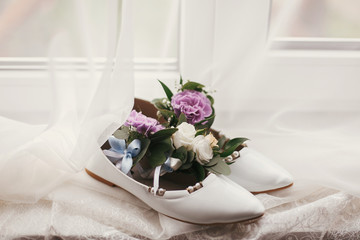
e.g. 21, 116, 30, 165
205, 133, 218, 148
192, 135, 213, 165
172, 122, 196, 150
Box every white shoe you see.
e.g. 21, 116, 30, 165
85, 148, 265, 225
135, 99, 293, 193
226, 147, 293, 193
133, 98, 293, 194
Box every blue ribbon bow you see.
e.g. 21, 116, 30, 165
162, 158, 175, 173
103, 136, 141, 174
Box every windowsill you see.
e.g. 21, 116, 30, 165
270, 37, 360, 51
0, 57, 178, 71
268, 49, 360, 60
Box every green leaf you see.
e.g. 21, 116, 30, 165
172, 146, 187, 162
212, 147, 220, 152
177, 113, 187, 126
207, 95, 214, 105
220, 137, 249, 157
179, 75, 183, 85
133, 138, 151, 165
195, 113, 215, 130
192, 161, 206, 181
148, 138, 174, 167
158, 80, 173, 101
204, 155, 222, 168
182, 81, 205, 91
226, 161, 236, 166
152, 98, 168, 110
208, 159, 231, 175
149, 128, 178, 143
148, 145, 168, 168
128, 130, 145, 144
113, 126, 130, 139
217, 135, 228, 149
179, 162, 192, 170
187, 150, 195, 163
195, 115, 212, 126
158, 109, 176, 120
195, 128, 206, 137
205, 107, 216, 129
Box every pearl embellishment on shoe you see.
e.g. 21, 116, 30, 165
148, 187, 166, 196
224, 155, 234, 164
187, 182, 203, 193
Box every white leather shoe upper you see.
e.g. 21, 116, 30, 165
86, 148, 264, 225
227, 147, 293, 193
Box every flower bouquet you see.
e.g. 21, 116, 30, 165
103, 77, 248, 186
86, 77, 292, 224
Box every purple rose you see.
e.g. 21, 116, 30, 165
124, 110, 164, 136
171, 90, 212, 124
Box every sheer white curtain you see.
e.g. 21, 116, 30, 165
0, 0, 134, 202
0, 1, 201, 239
181, 0, 360, 198
1, 0, 360, 239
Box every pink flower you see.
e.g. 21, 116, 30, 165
124, 110, 164, 136
171, 90, 212, 124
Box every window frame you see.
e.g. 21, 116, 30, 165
268, 0, 360, 51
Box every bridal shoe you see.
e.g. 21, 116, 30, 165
225, 146, 293, 193
134, 98, 293, 194
85, 147, 265, 225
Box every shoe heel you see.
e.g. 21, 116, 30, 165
85, 168, 116, 187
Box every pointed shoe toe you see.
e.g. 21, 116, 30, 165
167, 174, 265, 224
227, 147, 293, 193
85, 148, 264, 225
220, 175, 265, 218
216, 181, 265, 223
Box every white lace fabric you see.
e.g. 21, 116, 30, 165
1, 174, 360, 240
